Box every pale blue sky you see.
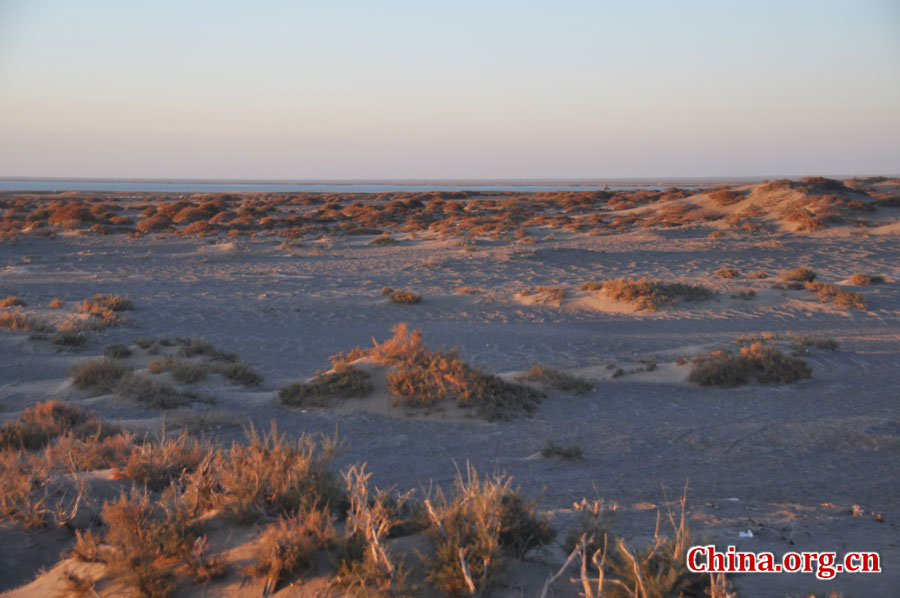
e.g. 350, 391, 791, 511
1, 0, 898, 179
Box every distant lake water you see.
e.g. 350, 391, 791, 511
0, 180, 698, 193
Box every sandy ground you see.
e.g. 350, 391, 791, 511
1, 189, 899, 597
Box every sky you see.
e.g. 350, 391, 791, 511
0, 0, 898, 180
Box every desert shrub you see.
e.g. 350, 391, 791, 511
748, 270, 768, 279
0, 310, 44, 331
0, 296, 26, 307
540, 439, 584, 460
104, 343, 132, 359
0, 449, 55, 528
279, 367, 373, 408
133, 336, 153, 349
849, 272, 885, 285
708, 188, 743, 206
136, 214, 173, 233
387, 349, 541, 420
690, 342, 811, 387
780, 267, 817, 282
0, 400, 104, 450
601, 278, 714, 311
121, 431, 209, 491
714, 268, 740, 278
53, 330, 88, 347
176, 337, 238, 362
455, 286, 481, 295
171, 207, 208, 224
731, 290, 757, 300
805, 281, 866, 310
580, 281, 603, 291
51, 431, 134, 472
149, 356, 207, 384
71, 358, 132, 393
333, 465, 412, 597
215, 361, 263, 385
211, 424, 342, 523
387, 289, 422, 304
517, 365, 593, 395
574, 496, 722, 598
739, 342, 812, 383
532, 286, 567, 301
368, 324, 542, 420
76, 294, 134, 326
100, 489, 201, 598
48, 298, 65, 308
424, 465, 553, 595
244, 508, 336, 594
115, 373, 187, 409
790, 335, 839, 353
369, 234, 398, 245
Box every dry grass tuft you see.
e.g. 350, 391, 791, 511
714, 268, 740, 278
385, 289, 422, 304
48, 298, 65, 308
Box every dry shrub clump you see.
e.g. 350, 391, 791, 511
116, 373, 188, 409
517, 365, 593, 395
0, 310, 45, 331
149, 356, 207, 384
76, 293, 134, 326
95, 489, 222, 598
244, 508, 336, 594
805, 281, 866, 310
103, 343, 132, 359
372, 324, 543, 420
381, 287, 422, 304
120, 431, 209, 491
0, 296, 26, 307
70, 358, 132, 393
423, 465, 554, 595
714, 268, 740, 278
333, 465, 416, 597
690, 342, 811, 387
0, 400, 112, 451
540, 439, 585, 460
849, 272, 885, 285
552, 494, 732, 598
279, 367, 373, 408
780, 267, 817, 282
601, 278, 714, 311
215, 361, 264, 386
210, 424, 343, 523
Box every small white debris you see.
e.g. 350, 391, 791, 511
739, 530, 754, 538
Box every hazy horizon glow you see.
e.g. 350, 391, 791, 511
1, 1, 899, 179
